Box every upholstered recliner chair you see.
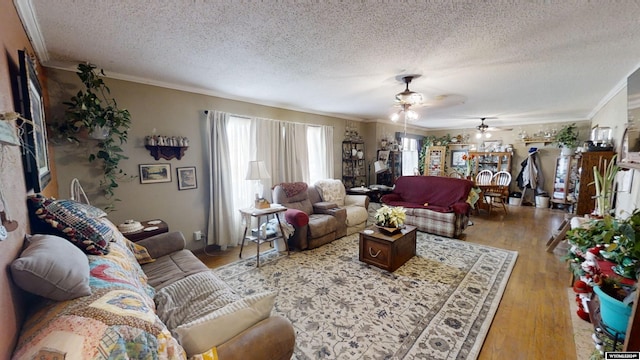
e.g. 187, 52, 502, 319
273, 182, 347, 250
313, 179, 369, 236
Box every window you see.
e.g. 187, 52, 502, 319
401, 137, 419, 175
307, 125, 331, 184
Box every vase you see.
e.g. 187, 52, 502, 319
593, 285, 632, 335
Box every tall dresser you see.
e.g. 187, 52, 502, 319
574, 151, 616, 216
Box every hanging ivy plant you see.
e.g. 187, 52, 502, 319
56, 63, 132, 210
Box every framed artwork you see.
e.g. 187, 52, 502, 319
451, 150, 468, 167
177, 166, 197, 190
139, 164, 171, 184
17, 49, 50, 192
483, 140, 503, 152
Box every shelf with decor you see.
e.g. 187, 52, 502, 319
550, 155, 578, 209
423, 146, 446, 176
145, 145, 189, 160
521, 137, 555, 145
342, 140, 366, 189
469, 151, 512, 175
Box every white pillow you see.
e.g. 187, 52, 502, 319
174, 291, 276, 355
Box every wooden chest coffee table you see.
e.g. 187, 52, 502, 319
359, 225, 417, 272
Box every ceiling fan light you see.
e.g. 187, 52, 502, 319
395, 90, 424, 105
485, 132, 492, 138
390, 112, 400, 122
406, 109, 418, 121
475, 132, 482, 139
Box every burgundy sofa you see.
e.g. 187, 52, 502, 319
380, 176, 474, 238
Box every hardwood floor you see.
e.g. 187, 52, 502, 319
196, 204, 577, 359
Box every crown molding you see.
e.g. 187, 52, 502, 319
14, 0, 49, 63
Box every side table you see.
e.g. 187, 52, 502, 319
238, 206, 290, 267
122, 219, 168, 242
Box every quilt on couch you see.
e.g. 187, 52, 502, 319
11, 223, 186, 360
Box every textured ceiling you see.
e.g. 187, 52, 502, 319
15, 0, 640, 129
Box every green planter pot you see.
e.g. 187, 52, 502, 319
594, 285, 632, 335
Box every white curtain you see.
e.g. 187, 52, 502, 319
280, 122, 308, 183
253, 118, 281, 201
205, 111, 237, 249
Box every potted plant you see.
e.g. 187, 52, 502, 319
55, 63, 132, 209
566, 210, 640, 339
374, 205, 406, 233
555, 123, 579, 155
591, 154, 619, 217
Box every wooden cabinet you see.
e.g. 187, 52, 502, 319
551, 155, 578, 207
469, 152, 512, 175
423, 146, 446, 176
376, 150, 401, 186
342, 140, 366, 189
575, 151, 616, 216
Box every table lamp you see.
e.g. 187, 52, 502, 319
246, 160, 271, 207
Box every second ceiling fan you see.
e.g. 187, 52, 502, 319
475, 118, 512, 138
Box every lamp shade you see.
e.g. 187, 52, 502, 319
245, 160, 271, 180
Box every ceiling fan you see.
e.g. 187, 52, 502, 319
390, 75, 466, 123
475, 118, 512, 138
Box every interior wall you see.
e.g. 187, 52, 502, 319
46, 68, 360, 251
0, 0, 58, 356
591, 87, 639, 217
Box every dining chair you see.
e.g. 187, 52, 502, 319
484, 171, 512, 214
475, 169, 493, 185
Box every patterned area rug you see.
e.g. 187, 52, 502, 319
214, 232, 517, 359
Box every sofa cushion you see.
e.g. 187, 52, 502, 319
315, 179, 346, 206
155, 271, 275, 355
27, 194, 113, 255
174, 291, 276, 355
142, 249, 209, 290
10, 234, 91, 301
387, 176, 473, 214
307, 214, 337, 238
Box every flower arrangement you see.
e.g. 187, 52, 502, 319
461, 153, 476, 177
375, 205, 406, 228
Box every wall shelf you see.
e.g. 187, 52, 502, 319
145, 145, 188, 160
521, 137, 554, 145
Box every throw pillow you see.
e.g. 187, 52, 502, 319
11, 234, 91, 301
314, 179, 346, 206
173, 291, 276, 355
124, 238, 155, 264
27, 194, 113, 255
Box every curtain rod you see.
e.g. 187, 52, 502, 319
203, 110, 334, 128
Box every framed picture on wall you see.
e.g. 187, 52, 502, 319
451, 150, 468, 167
17, 49, 51, 192
177, 166, 197, 190
139, 164, 171, 184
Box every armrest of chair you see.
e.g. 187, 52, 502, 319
313, 202, 338, 213
284, 208, 309, 228
135, 231, 186, 258
345, 194, 369, 209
